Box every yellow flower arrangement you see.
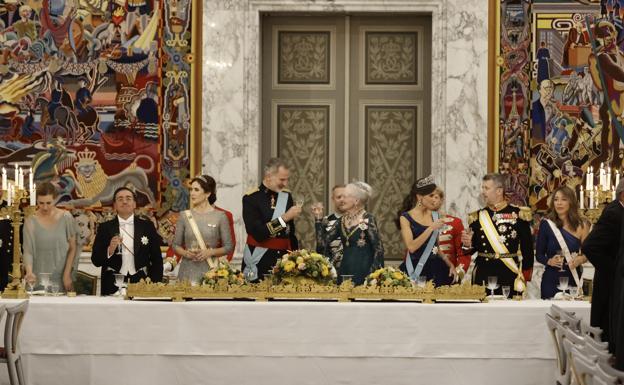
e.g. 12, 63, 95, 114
365, 267, 412, 288
272, 249, 336, 285
203, 261, 245, 286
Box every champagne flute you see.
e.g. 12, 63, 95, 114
114, 233, 123, 254
555, 250, 565, 272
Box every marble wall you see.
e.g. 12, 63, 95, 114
203, 0, 489, 259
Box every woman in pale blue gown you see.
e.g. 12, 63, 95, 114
23, 182, 78, 292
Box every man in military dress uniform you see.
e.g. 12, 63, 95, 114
433, 188, 471, 277
242, 158, 300, 281
312, 184, 346, 261
461, 173, 534, 296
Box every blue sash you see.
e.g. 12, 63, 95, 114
406, 211, 439, 280
243, 191, 289, 281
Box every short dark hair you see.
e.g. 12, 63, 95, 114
191, 175, 217, 205
483, 173, 506, 189
113, 187, 136, 201
332, 184, 346, 192
36, 182, 57, 198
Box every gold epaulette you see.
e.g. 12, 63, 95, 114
245, 187, 259, 196
515, 205, 533, 222
468, 210, 478, 225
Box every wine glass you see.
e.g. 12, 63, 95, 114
113, 273, 125, 296
502, 285, 511, 300
189, 241, 200, 258
416, 275, 427, 288
39, 272, 51, 295
295, 197, 304, 208
558, 276, 569, 296
244, 269, 256, 283
26, 280, 34, 295
486, 276, 499, 298
50, 283, 60, 296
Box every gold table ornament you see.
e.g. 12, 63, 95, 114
1, 187, 35, 299
126, 278, 488, 303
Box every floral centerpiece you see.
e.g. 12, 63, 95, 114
203, 261, 246, 286
365, 267, 412, 288
272, 249, 337, 285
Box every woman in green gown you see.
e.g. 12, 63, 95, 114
320, 181, 384, 285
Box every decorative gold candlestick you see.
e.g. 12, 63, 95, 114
1, 188, 35, 299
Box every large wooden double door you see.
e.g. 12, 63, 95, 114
261, 14, 432, 259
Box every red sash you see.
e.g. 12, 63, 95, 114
246, 235, 291, 250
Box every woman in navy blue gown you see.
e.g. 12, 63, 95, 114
396, 176, 457, 286
535, 186, 590, 299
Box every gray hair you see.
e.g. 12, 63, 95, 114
263, 157, 289, 176
483, 173, 506, 189
346, 181, 373, 205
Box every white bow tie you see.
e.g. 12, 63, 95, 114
119, 218, 134, 226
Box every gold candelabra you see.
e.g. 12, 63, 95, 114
0, 188, 35, 299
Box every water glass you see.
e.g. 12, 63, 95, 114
341, 275, 354, 284
487, 276, 499, 297
113, 273, 125, 296
50, 283, 60, 296
502, 285, 511, 300
39, 273, 51, 294
558, 276, 570, 296
416, 275, 427, 288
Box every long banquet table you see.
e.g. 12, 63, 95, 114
0, 296, 590, 385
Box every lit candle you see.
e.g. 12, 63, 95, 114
30, 183, 36, 206
600, 163, 606, 190
1, 167, 5, 191
613, 185, 617, 201
579, 186, 585, 210
29, 168, 33, 191
607, 167, 612, 190
589, 166, 594, 190
589, 188, 594, 209
19, 168, 24, 191
7, 184, 12, 206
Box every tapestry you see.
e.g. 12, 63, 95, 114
496, 0, 624, 211
0, 0, 200, 246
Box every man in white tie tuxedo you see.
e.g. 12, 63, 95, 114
91, 187, 163, 295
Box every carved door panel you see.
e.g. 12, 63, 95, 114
262, 15, 431, 259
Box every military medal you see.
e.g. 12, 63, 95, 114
270, 195, 276, 209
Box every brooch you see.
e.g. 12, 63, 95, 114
141, 236, 149, 245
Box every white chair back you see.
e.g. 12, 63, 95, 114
4, 301, 29, 385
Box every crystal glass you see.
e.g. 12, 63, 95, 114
189, 241, 200, 255
189, 277, 199, 287
341, 275, 354, 285
486, 276, 499, 298
558, 276, 569, 296
502, 285, 511, 300
39, 273, 51, 294
50, 283, 60, 296
555, 250, 564, 272
113, 273, 125, 296
295, 197, 304, 208
26, 280, 34, 295
416, 275, 427, 288
114, 233, 123, 254
244, 270, 256, 282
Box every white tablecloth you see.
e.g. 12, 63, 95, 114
0, 297, 590, 385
